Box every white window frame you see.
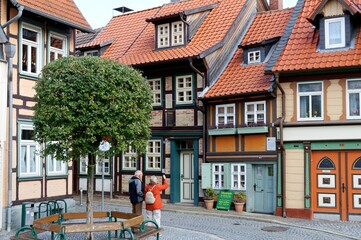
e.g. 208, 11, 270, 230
297, 82, 323, 121
325, 17, 345, 49
84, 50, 99, 57
48, 32, 67, 63
157, 23, 170, 48
149, 78, 162, 106
19, 123, 41, 178
146, 140, 162, 171
171, 21, 184, 46
231, 164, 246, 190
248, 50, 261, 64
176, 75, 193, 104
346, 79, 361, 119
216, 104, 235, 127
46, 142, 67, 176
79, 156, 88, 174
245, 101, 266, 125
20, 23, 42, 76
122, 146, 137, 170
96, 157, 110, 175
212, 164, 225, 189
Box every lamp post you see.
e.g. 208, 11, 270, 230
99, 140, 110, 211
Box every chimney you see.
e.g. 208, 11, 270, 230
269, 0, 283, 10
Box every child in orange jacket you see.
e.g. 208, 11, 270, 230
144, 175, 169, 228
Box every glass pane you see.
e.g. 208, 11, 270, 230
21, 146, 27, 173
31, 46, 37, 73
50, 37, 63, 49
329, 21, 341, 45
56, 160, 62, 171
23, 28, 37, 42
311, 95, 321, 117
299, 83, 322, 92
300, 96, 309, 118
50, 52, 55, 62
318, 158, 335, 169
22, 44, 28, 72
48, 156, 54, 171
348, 80, 361, 90
257, 104, 264, 111
218, 107, 224, 114
218, 116, 225, 124
22, 129, 34, 140
227, 106, 233, 114
349, 93, 360, 116
247, 104, 254, 112
30, 146, 36, 173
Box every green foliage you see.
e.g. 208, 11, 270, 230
233, 191, 246, 203
204, 187, 215, 200
33, 56, 153, 161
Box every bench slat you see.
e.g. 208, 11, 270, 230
65, 222, 123, 233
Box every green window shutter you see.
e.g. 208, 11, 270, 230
201, 163, 212, 189
224, 163, 231, 190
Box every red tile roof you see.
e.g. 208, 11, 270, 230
117, 0, 248, 65
241, 8, 293, 46
203, 8, 293, 99
273, 0, 361, 72
18, 0, 91, 32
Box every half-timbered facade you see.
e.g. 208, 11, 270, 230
199, 7, 293, 214
0, 0, 91, 230
271, 0, 361, 221
76, 0, 271, 206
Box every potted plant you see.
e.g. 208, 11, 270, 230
233, 191, 246, 212
203, 187, 215, 210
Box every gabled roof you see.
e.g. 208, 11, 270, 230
17, 0, 92, 32
202, 8, 293, 99
308, 0, 361, 22
77, 7, 160, 60
273, 0, 361, 73
116, 0, 249, 66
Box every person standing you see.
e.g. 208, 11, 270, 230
129, 170, 144, 215
144, 175, 169, 228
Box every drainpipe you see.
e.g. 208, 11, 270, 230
3, 0, 24, 232
274, 72, 286, 218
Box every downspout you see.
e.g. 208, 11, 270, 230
274, 72, 286, 218
3, 0, 24, 232
189, 58, 206, 206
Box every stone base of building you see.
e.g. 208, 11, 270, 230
275, 207, 312, 220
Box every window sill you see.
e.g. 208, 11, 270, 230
208, 128, 236, 136
46, 174, 68, 179
237, 126, 268, 134
18, 176, 43, 181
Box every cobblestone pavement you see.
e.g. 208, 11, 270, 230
2, 196, 361, 239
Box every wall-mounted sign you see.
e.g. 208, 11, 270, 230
267, 137, 276, 151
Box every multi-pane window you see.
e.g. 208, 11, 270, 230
231, 164, 246, 190
157, 21, 185, 48
96, 157, 110, 175
47, 145, 67, 176
172, 21, 184, 46
176, 75, 193, 104
149, 78, 161, 106
212, 164, 224, 189
84, 50, 99, 57
146, 140, 161, 170
79, 156, 88, 174
123, 146, 137, 170
248, 50, 261, 64
298, 82, 323, 120
347, 79, 361, 119
216, 104, 235, 127
157, 23, 169, 48
245, 101, 266, 125
19, 123, 40, 178
325, 17, 345, 49
21, 23, 42, 75
49, 33, 67, 62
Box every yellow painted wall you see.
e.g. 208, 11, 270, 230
215, 136, 236, 152
285, 149, 305, 208
19, 181, 42, 200
47, 179, 67, 197
244, 135, 266, 151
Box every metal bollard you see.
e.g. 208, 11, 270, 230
80, 188, 83, 206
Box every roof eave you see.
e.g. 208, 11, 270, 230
23, 5, 93, 33
308, 0, 359, 22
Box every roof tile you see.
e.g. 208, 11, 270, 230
18, 0, 91, 31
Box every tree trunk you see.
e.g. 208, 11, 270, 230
86, 153, 96, 240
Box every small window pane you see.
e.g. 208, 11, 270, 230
318, 158, 335, 169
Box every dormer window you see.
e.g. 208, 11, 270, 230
325, 17, 345, 49
157, 21, 184, 48
248, 50, 261, 64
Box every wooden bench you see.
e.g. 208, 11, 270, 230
12, 211, 162, 240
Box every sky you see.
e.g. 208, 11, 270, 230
75, 0, 298, 29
